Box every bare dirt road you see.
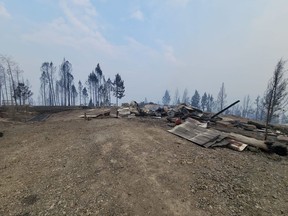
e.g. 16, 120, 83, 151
0, 110, 288, 216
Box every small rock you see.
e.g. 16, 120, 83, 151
49, 203, 55, 210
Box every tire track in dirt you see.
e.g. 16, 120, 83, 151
108, 119, 205, 216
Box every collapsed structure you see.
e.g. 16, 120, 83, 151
82, 101, 288, 156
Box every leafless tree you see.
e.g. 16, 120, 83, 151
254, 96, 261, 120
106, 78, 113, 106
173, 88, 180, 105
55, 80, 61, 106
0, 64, 7, 105
242, 95, 253, 118
181, 88, 189, 104
0, 55, 18, 105
216, 82, 227, 111
78, 80, 83, 105
14, 65, 23, 84
96, 64, 102, 106
59, 59, 73, 106
48, 62, 56, 106
71, 84, 77, 106
263, 59, 288, 140
40, 70, 48, 105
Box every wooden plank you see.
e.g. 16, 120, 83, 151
79, 111, 110, 118
226, 139, 248, 151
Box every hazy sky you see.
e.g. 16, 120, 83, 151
1, 0, 288, 105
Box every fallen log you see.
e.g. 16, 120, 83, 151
79, 111, 110, 119
248, 120, 288, 134
228, 133, 287, 155
277, 135, 288, 142
228, 132, 269, 151
269, 124, 288, 135
247, 120, 266, 129
241, 123, 257, 131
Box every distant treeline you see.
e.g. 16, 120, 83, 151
0, 54, 125, 107
161, 58, 288, 126
39, 59, 125, 107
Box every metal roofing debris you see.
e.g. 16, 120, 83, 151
166, 118, 288, 152
168, 121, 229, 148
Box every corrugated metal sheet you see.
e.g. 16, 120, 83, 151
168, 121, 228, 148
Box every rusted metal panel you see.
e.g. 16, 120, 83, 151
168, 121, 228, 148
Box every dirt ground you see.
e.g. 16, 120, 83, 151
0, 109, 288, 216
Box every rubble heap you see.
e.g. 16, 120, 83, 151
116, 101, 288, 156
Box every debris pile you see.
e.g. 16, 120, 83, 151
118, 101, 206, 119
80, 100, 288, 156
117, 101, 141, 117
125, 101, 288, 156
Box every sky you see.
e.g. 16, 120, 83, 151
1, 0, 288, 105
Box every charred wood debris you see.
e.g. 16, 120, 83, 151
90, 100, 288, 156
